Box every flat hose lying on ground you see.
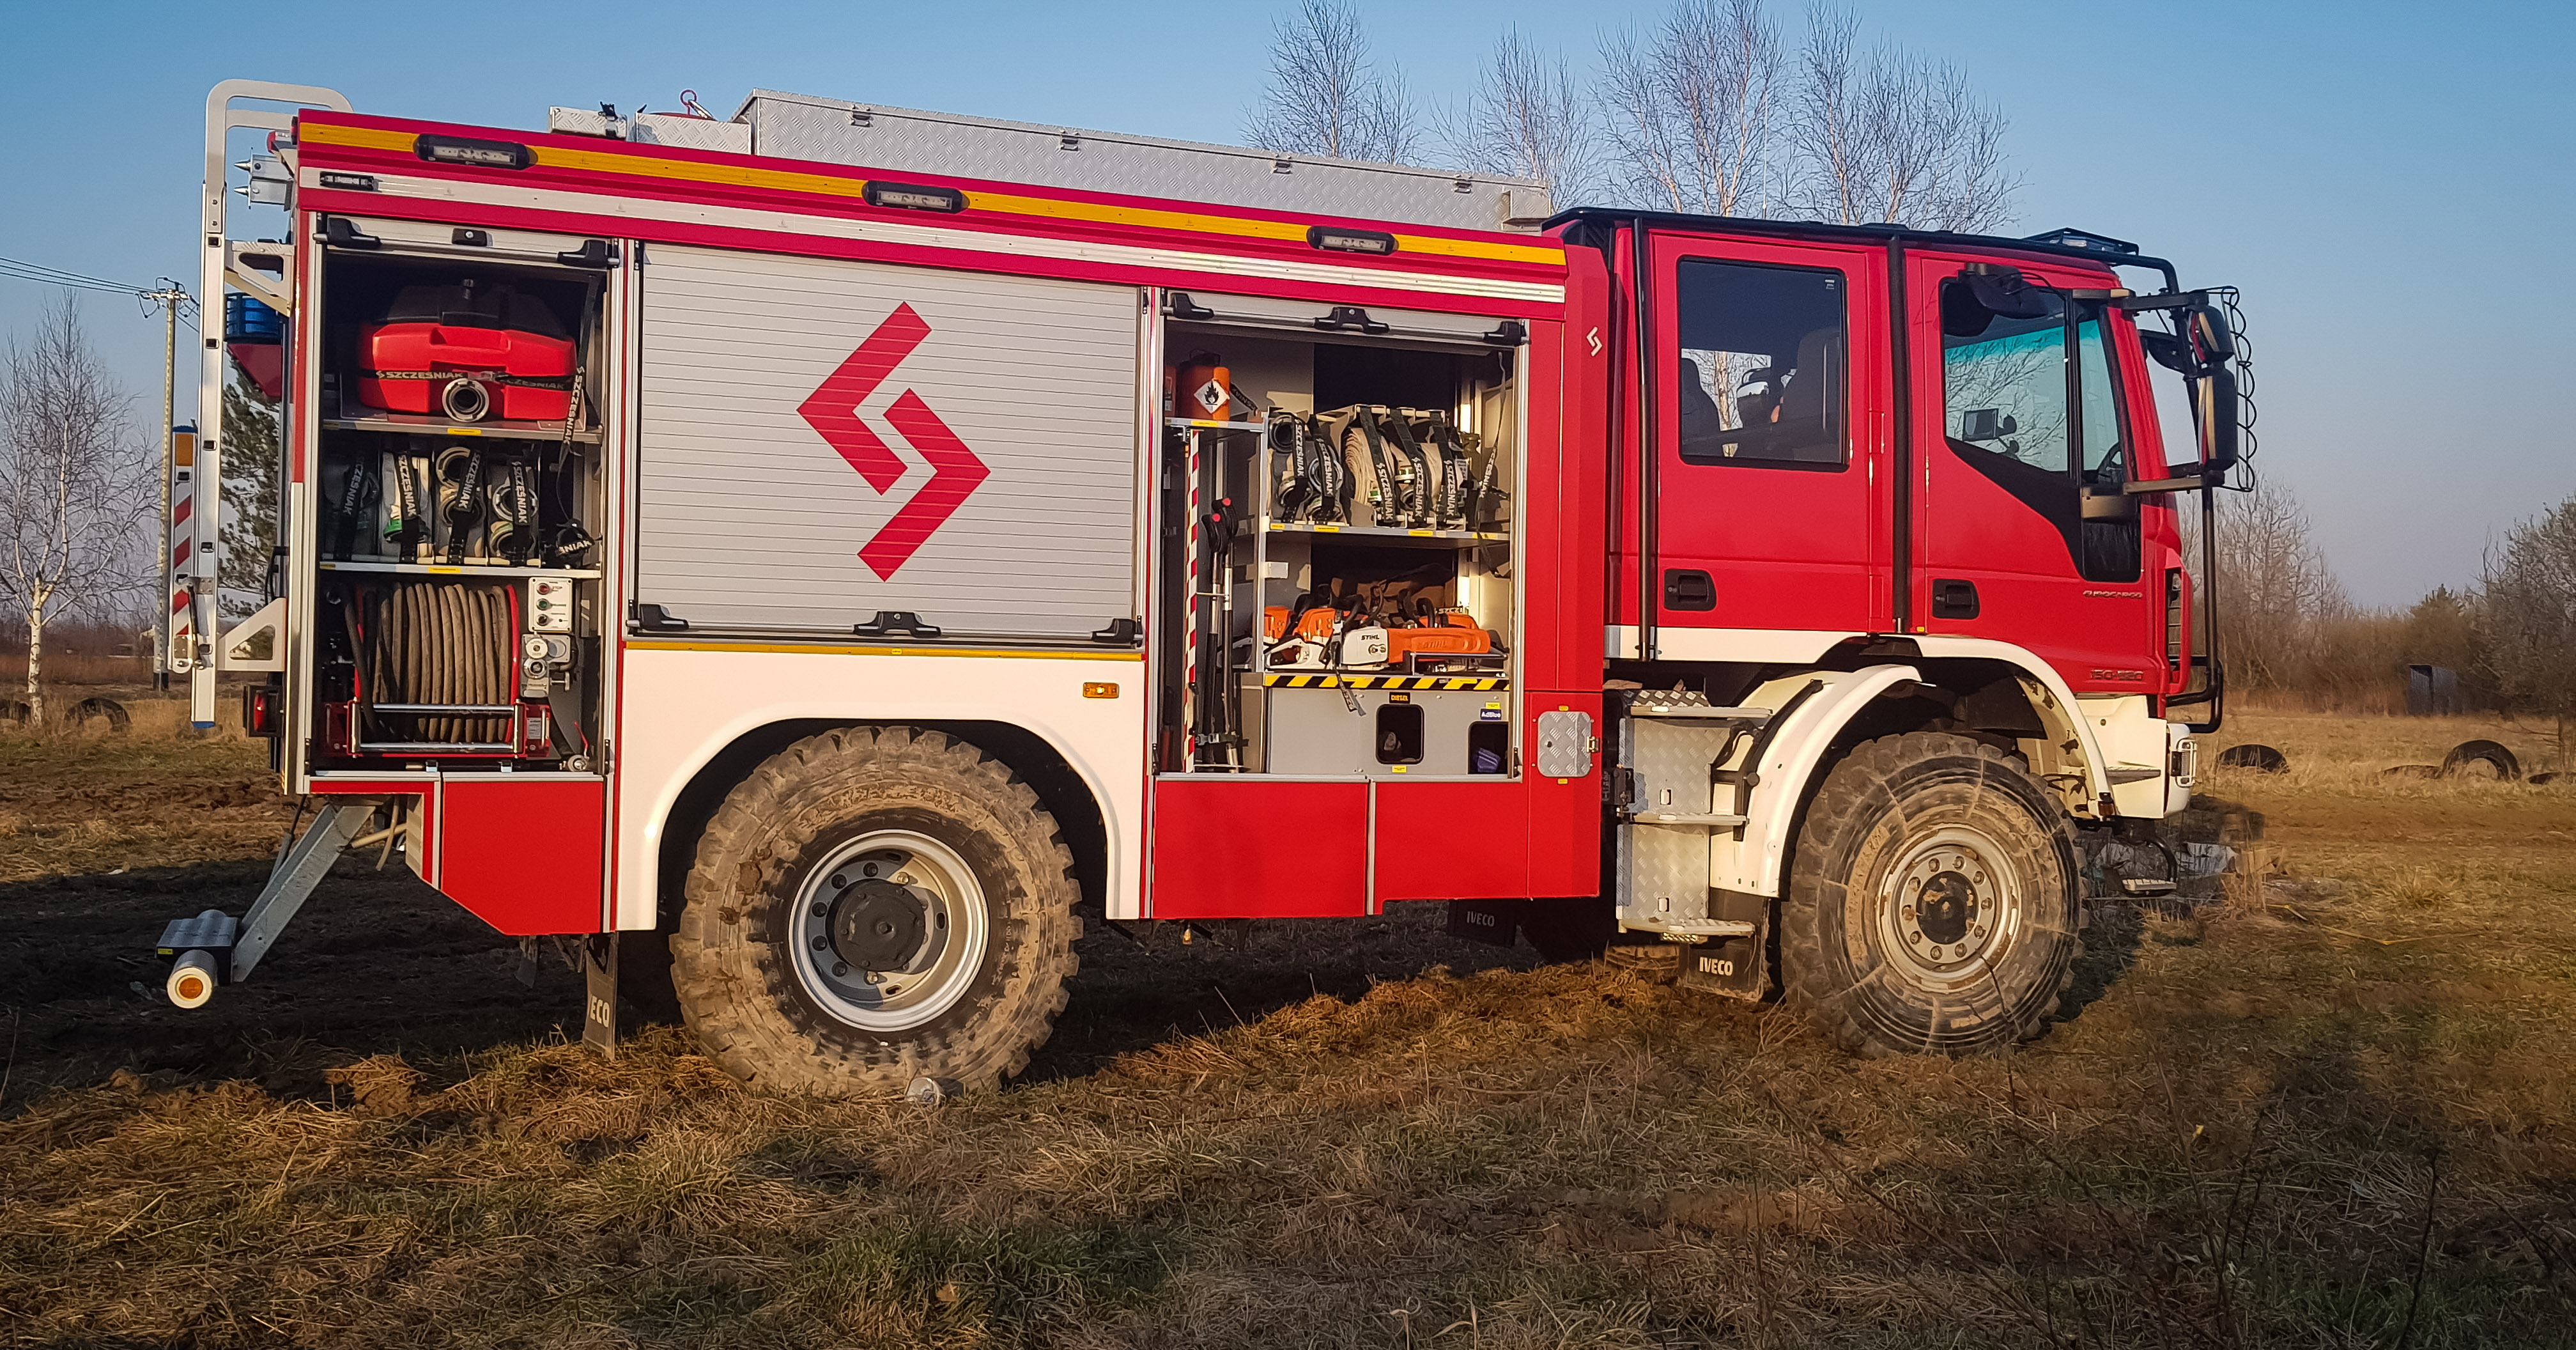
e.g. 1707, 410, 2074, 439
361, 581, 514, 745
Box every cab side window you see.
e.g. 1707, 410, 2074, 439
1941, 286, 2071, 471
1938, 275, 2140, 583
1676, 260, 1848, 470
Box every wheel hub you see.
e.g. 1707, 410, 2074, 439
1878, 826, 2019, 982
789, 833, 989, 1034
829, 879, 927, 972
1913, 871, 1978, 945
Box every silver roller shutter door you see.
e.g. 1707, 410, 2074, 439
636, 245, 1138, 639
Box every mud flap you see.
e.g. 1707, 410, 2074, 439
1676, 897, 1771, 1001
583, 933, 618, 1056
1446, 899, 1527, 947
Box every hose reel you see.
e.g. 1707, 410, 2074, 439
354, 579, 518, 748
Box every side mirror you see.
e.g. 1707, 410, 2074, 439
2194, 365, 2241, 474
2187, 303, 2235, 367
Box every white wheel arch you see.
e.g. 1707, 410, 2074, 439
1686, 638, 2115, 902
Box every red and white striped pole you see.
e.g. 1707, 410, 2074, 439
167, 424, 199, 690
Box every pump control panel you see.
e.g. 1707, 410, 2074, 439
528, 576, 573, 633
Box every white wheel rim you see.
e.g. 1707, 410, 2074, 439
1873, 823, 2025, 994
787, 829, 990, 1032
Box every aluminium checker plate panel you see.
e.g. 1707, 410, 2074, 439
736, 90, 1552, 233
633, 245, 1139, 640
1615, 692, 1733, 931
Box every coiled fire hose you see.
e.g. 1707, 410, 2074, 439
361, 582, 516, 745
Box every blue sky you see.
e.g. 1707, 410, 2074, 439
7, 0, 2567, 608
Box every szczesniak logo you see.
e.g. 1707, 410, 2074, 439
796, 303, 991, 580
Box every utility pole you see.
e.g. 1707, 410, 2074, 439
141, 281, 192, 691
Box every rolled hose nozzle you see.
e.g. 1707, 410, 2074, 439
167, 950, 219, 1009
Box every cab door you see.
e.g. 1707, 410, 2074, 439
1644, 233, 1892, 649
1905, 252, 2152, 688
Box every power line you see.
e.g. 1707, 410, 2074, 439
0, 253, 162, 296
0, 254, 199, 330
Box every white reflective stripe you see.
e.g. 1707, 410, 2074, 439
1603, 624, 1858, 663
307, 168, 1568, 306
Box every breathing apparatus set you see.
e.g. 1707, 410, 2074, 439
1270, 405, 1502, 532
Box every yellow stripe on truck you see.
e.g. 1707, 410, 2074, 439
298, 122, 1562, 268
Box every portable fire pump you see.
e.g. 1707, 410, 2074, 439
162, 79, 2245, 1087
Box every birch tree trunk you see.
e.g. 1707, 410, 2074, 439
25, 602, 43, 726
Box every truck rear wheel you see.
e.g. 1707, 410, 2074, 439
671, 725, 1079, 1096
1781, 732, 2081, 1056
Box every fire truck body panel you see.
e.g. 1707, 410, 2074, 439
1636, 229, 1898, 640
1901, 246, 2185, 695
288, 115, 1568, 314
629, 246, 1144, 640
275, 106, 1591, 933
616, 646, 1146, 927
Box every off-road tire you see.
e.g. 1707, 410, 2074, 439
1782, 732, 2081, 1057
670, 725, 1079, 1096
2441, 739, 2520, 781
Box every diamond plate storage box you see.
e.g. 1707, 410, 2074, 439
1613, 690, 1772, 938
732, 90, 1552, 232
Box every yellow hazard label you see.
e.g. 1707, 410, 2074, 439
1261, 673, 1508, 690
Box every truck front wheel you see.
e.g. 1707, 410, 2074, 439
1781, 732, 2081, 1056
671, 725, 1079, 1096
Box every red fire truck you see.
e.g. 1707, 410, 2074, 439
164, 79, 2241, 1090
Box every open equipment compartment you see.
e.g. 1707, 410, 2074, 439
301, 215, 613, 774
1155, 290, 1523, 779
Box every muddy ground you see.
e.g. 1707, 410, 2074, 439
0, 704, 1537, 1105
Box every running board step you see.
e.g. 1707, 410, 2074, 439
1623, 703, 1771, 721
1624, 918, 1757, 938
1622, 811, 1749, 827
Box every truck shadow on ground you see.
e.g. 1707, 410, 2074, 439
0, 857, 576, 1109
3, 862, 2154, 1106
0, 859, 1552, 1106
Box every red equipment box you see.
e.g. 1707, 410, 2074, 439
356, 282, 576, 423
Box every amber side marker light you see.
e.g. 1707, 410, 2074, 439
1307, 225, 1397, 256
415, 134, 532, 170
1083, 682, 1120, 699
865, 181, 968, 213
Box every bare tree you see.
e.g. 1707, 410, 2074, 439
1442, 28, 1598, 207
1599, 0, 1782, 216
2202, 478, 2348, 694
2480, 493, 2576, 752
1244, 0, 1421, 164
0, 294, 155, 724
1787, 8, 2017, 231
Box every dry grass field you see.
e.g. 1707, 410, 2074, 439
2, 703, 2573, 1347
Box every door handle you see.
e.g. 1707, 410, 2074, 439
1662, 568, 1716, 612
1932, 578, 1980, 619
